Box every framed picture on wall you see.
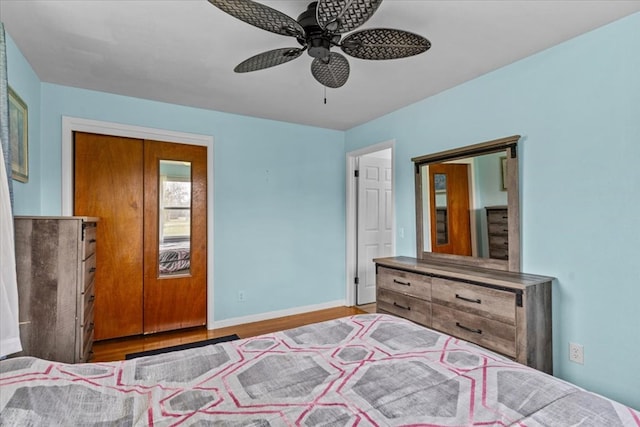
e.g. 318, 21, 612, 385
500, 156, 507, 191
9, 87, 28, 183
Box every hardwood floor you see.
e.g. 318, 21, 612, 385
91, 306, 365, 362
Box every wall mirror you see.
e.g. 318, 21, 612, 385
412, 135, 521, 272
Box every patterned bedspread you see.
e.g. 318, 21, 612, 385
1, 314, 638, 426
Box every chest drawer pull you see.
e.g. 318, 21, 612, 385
456, 322, 482, 334
393, 279, 411, 286
393, 302, 411, 311
455, 294, 481, 304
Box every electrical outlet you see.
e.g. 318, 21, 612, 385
238, 290, 246, 302
569, 342, 584, 364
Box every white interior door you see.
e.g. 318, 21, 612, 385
357, 154, 393, 305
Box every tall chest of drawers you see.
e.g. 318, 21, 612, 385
375, 256, 553, 373
13, 216, 98, 363
486, 206, 509, 260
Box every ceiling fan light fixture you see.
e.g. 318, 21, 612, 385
308, 37, 331, 59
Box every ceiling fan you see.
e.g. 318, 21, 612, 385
207, 0, 431, 88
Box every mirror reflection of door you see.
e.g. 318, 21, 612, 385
428, 163, 472, 256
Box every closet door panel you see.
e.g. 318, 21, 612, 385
143, 140, 207, 333
74, 132, 144, 340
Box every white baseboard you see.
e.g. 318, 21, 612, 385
209, 300, 347, 330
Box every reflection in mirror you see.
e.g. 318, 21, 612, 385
158, 160, 192, 277
412, 135, 520, 272
422, 152, 506, 258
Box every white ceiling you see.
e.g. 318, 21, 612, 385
2, 1, 639, 130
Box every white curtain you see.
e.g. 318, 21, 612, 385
0, 23, 22, 358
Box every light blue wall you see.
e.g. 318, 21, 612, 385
474, 153, 507, 257
5, 33, 41, 214
346, 13, 640, 409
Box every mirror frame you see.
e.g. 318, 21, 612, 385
412, 135, 521, 272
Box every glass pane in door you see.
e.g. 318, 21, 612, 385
158, 160, 191, 277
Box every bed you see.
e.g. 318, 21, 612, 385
158, 241, 190, 274
1, 314, 638, 426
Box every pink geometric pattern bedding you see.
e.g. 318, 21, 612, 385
1, 314, 638, 426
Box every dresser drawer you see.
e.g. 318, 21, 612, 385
488, 222, 509, 236
377, 266, 431, 301
377, 288, 431, 327
81, 326, 95, 362
431, 278, 516, 325
489, 234, 508, 247
82, 223, 97, 260
487, 209, 508, 225
488, 245, 509, 260
432, 305, 516, 358
82, 253, 97, 292
80, 278, 95, 325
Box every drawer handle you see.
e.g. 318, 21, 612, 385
393, 279, 411, 286
89, 239, 96, 243
393, 302, 411, 311
455, 294, 481, 304
456, 322, 482, 334
89, 267, 96, 273
89, 295, 95, 303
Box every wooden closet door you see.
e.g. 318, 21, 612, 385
143, 140, 207, 333
429, 163, 472, 256
74, 132, 144, 340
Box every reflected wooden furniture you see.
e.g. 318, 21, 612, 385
13, 216, 98, 363
375, 256, 553, 373
486, 205, 509, 260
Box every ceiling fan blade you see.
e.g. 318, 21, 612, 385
316, 0, 383, 34
208, 0, 304, 38
341, 28, 431, 60
311, 52, 350, 88
234, 47, 305, 73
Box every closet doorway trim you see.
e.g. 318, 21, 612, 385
61, 116, 215, 329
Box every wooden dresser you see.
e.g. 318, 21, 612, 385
485, 206, 509, 260
13, 216, 98, 363
375, 256, 553, 373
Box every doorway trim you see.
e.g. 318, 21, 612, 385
345, 139, 395, 307
60, 116, 215, 328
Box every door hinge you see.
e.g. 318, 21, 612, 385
354, 170, 359, 178
354, 277, 359, 285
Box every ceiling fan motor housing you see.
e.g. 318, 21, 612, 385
298, 2, 335, 59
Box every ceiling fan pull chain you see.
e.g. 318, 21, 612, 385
324, 86, 327, 105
